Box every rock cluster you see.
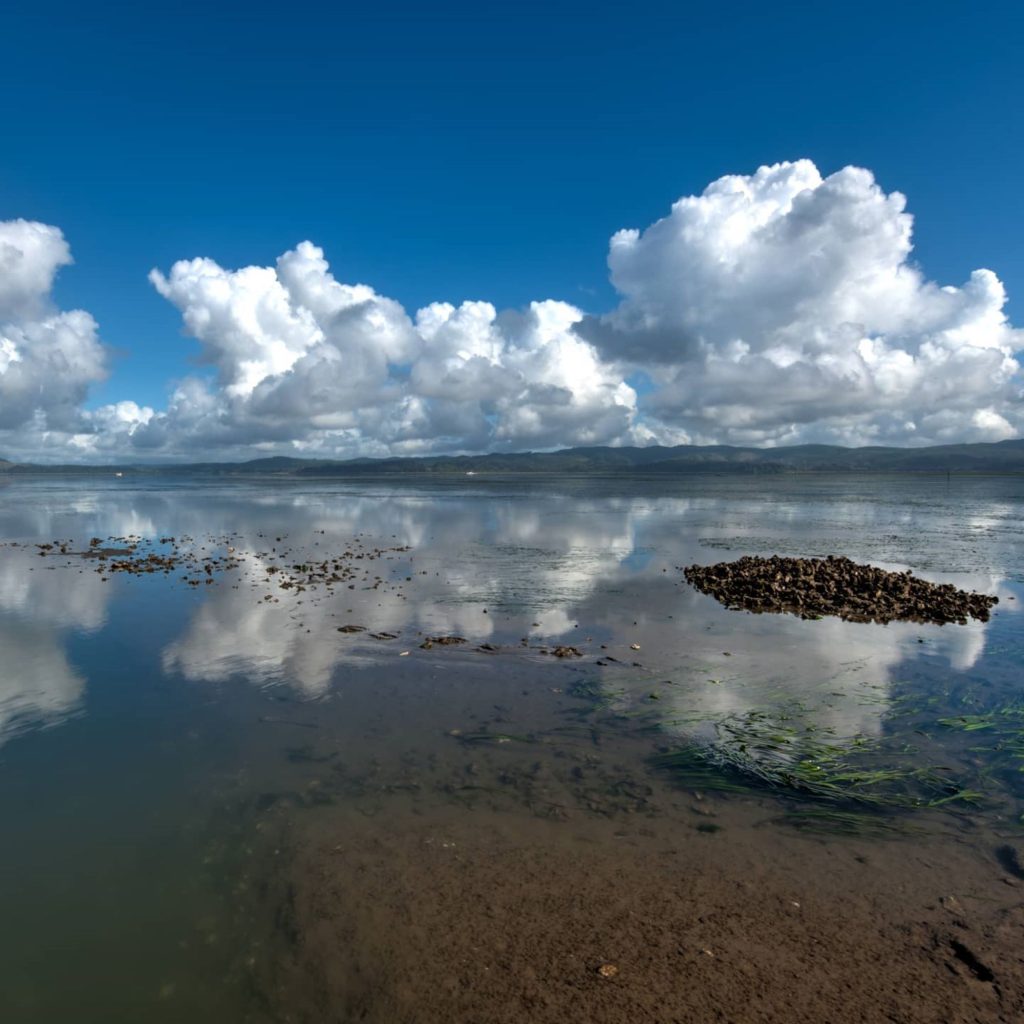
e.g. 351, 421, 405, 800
683, 555, 998, 626
10, 533, 414, 595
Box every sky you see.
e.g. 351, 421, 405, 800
1, 0, 1022, 462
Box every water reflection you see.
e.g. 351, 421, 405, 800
0, 477, 1017, 749
0, 543, 110, 631
152, 484, 1016, 754
161, 545, 348, 694
0, 621, 84, 743
0, 539, 112, 741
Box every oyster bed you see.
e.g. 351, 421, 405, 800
684, 554, 998, 625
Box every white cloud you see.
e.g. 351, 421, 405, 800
580, 160, 1023, 446
0, 220, 110, 446
141, 242, 640, 457
2, 160, 1022, 461
0, 219, 71, 320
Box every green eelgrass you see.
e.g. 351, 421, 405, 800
938, 704, 1024, 776
653, 706, 983, 818
570, 669, 1024, 830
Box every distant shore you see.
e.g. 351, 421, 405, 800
2, 437, 1023, 477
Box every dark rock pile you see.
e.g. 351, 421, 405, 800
683, 555, 998, 626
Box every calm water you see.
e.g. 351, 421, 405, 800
0, 474, 1021, 1021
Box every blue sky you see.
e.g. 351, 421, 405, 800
1, 0, 1022, 459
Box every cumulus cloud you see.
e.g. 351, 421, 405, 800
0, 219, 72, 319
142, 241, 640, 457
0, 220, 112, 447
2, 160, 1022, 460
580, 160, 1023, 445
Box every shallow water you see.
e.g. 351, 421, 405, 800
0, 473, 1021, 1022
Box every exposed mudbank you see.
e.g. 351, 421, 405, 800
684, 555, 999, 625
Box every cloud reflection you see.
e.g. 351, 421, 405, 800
156, 485, 1010, 746
0, 478, 1014, 748
0, 621, 85, 743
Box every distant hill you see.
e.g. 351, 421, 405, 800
1, 439, 1023, 476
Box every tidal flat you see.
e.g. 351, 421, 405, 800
0, 473, 1022, 1023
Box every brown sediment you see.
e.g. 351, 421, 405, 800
684, 555, 998, 625
250, 803, 1024, 1024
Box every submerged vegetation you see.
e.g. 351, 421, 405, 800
634, 692, 1024, 836
937, 702, 1024, 788
653, 706, 972, 812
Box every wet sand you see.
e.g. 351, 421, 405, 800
252, 782, 1024, 1023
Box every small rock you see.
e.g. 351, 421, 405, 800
940, 894, 965, 916
552, 646, 583, 658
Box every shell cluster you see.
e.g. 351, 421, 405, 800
683, 554, 998, 626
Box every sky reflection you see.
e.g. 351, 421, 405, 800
0, 476, 1018, 747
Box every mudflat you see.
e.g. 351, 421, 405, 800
255, 778, 1024, 1024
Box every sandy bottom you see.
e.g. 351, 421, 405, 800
246, 785, 1024, 1024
